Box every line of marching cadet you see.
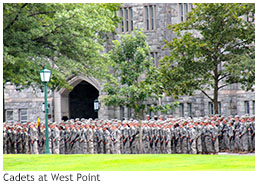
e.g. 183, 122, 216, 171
3, 114, 255, 154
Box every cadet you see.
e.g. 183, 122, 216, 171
239, 115, 248, 152
103, 126, 111, 154
59, 125, 66, 154
188, 124, 197, 154
227, 120, 235, 152
179, 122, 188, 154
234, 115, 241, 152
16, 126, 23, 154
3, 126, 7, 154
21, 127, 29, 154
29, 124, 39, 154
88, 123, 95, 154
52, 124, 60, 154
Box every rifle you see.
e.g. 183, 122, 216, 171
129, 131, 139, 147
70, 133, 80, 149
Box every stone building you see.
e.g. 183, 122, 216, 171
4, 3, 255, 123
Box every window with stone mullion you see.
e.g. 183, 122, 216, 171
125, 8, 129, 32
130, 7, 133, 31
145, 6, 149, 30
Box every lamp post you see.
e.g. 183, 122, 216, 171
40, 66, 51, 154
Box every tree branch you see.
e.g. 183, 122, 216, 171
28, 11, 56, 17
200, 90, 214, 102
218, 74, 230, 82
4, 3, 28, 31
218, 84, 229, 90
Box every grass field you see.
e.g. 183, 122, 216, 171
3, 154, 255, 171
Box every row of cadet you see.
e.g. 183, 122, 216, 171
3, 114, 255, 154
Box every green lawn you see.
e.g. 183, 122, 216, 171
3, 154, 255, 171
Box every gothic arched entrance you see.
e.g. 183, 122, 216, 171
69, 81, 99, 119
54, 76, 102, 122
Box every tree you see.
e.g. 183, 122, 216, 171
102, 30, 176, 120
3, 3, 120, 90
159, 3, 255, 114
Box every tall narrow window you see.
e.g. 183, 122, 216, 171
130, 7, 133, 31
145, 5, 156, 31
20, 109, 28, 123
120, 9, 124, 32
179, 3, 184, 22
190, 3, 193, 10
145, 6, 149, 30
180, 103, 184, 117
218, 102, 221, 115
150, 6, 154, 30
252, 100, 255, 114
6, 110, 14, 122
187, 103, 192, 117
120, 106, 125, 120
150, 52, 158, 67
209, 102, 214, 115
184, 3, 188, 14
128, 108, 131, 119
245, 101, 250, 115
125, 8, 129, 32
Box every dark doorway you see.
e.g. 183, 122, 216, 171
69, 81, 99, 119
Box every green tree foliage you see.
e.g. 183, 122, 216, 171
3, 3, 120, 90
102, 30, 177, 119
160, 3, 255, 114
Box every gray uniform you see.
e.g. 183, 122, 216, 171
179, 126, 188, 154
87, 127, 94, 154
227, 125, 234, 151
16, 130, 23, 154
103, 129, 111, 154
95, 128, 104, 154
29, 127, 39, 154
21, 129, 29, 154
164, 127, 172, 154
195, 124, 203, 154
234, 122, 241, 152
3, 129, 7, 154
70, 128, 80, 154
188, 127, 197, 154
38, 128, 45, 154
110, 128, 121, 154
174, 126, 181, 153
52, 127, 60, 154
204, 125, 213, 154
79, 128, 88, 154
142, 126, 150, 154
59, 129, 65, 154
239, 122, 248, 151
212, 126, 219, 153
64, 128, 71, 154
121, 126, 130, 154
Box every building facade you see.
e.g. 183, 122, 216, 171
4, 3, 255, 123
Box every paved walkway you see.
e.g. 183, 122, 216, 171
218, 152, 255, 156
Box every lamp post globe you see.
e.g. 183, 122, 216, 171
94, 99, 99, 112
40, 66, 51, 154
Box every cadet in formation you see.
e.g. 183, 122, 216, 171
3, 114, 255, 154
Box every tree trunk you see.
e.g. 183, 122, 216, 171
135, 112, 143, 154
138, 120, 143, 154
214, 65, 219, 114
3, 86, 6, 122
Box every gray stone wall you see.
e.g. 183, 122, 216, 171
4, 83, 53, 123
4, 3, 255, 122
